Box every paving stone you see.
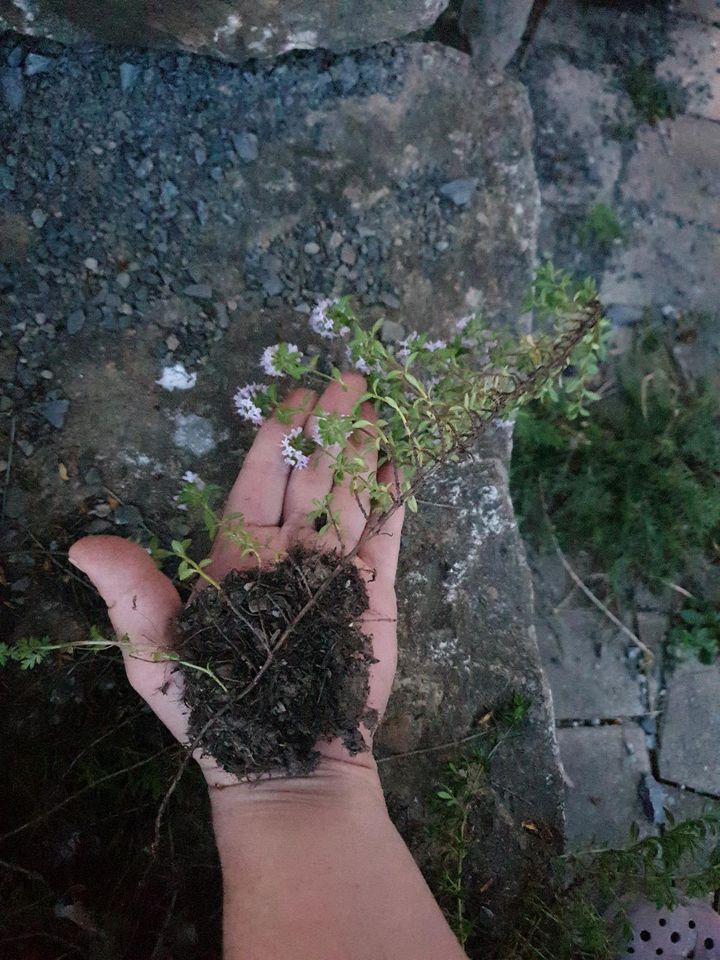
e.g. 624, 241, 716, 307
623, 117, 720, 229
660, 663, 720, 794
601, 213, 720, 311
558, 723, 654, 849
671, 0, 720, 24
537, 57, 624, 207
659, 21, 720, 122
536, 608, 644, 720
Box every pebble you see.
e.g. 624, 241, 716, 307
166, 333, 180, 351
38, 399, 69, 429
184, 283, 212, 300
31, 208, 47, 229
232, 131, 259, 162
1, 67, 24, 112
304, 242, 320, 255
25, 54, 54, 77
66, 309, 86, 334
340, 243, 357, 266
119, 62, 141, 93
135, 157, 154, 179
84, 257, 99, 273
116, 271, 131, 289
194, 146, 207, 166
262, 274, 283, 297
381, 319, 405, 342
438, 177, 479, 207
160, 180, 179, 206
6, 47, 23, 68
173, 413, 216, 456
113, 503, 144, 527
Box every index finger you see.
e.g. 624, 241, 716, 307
220, 387, 316, 528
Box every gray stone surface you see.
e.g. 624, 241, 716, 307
0, 0, 448, 61
623, 118, 720, 229
671, 0, 720, 24
601, 213, 720, 312
536, 608, 644, 720
660, 663, 720, 794
459, 0, 533, 72
659, 20, 720, 122
558, 723, 653, 849
379, 454, 564, 946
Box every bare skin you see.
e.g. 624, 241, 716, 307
69, 372, 468, 960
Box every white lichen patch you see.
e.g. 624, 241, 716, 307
282, 30, 318, 52
444, 485, 512, 603
213, 13, 242, 44
248, 26, 274, 52
429, 635, 473, 674
13, 0, 36, 23
156, 363, 197, 391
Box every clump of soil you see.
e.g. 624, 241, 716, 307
176, 548, 377, 779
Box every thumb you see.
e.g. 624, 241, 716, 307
69, 535, 189, 744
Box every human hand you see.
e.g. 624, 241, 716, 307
69, 373, 404, 789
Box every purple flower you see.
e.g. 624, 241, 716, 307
280, 427, 309, 470
233, 383, 265, 425
309, 298, 348, 340
396, 332, 419, 362
455, 315, 472, 333
425, 339, 447, 352
181, 470, 205, 489
260, 343, 300, 377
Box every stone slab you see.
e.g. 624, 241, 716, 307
601, 213, 720, 312
623, 116, 720, 229
671, 0, 720, 24
660, 663, 720, 794
378, 454, 564, 946
535, 608, 644, 721
459, 0, 534, 72
0, 0, 448, 61
659, 21, 720, 122
534, 57, 624, 208
558, 723, 654, 849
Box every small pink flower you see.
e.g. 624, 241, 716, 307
233, 383, 264, 425
396, 332, 419, 361
260, 343, 300, 377
181, 470, 205, 489
280, 426, 309, 470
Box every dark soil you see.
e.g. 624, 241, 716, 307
177, 548, 377, 779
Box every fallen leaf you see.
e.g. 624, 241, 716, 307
58, 462, 69, 482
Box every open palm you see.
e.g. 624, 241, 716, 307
69, 373, 404, 787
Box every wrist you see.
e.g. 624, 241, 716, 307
209, 758, 388, 859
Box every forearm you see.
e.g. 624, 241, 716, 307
210, 760, 468, 960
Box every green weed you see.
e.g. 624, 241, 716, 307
511, 323, 720, 591
622, 63, 686, 125
504, 807, 720, 959
669, 602, 720, 665
577, 204, 624, 255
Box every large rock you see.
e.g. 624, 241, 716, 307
0, 0, 448, 60
460, 0, 534, 72
1, 36, 560, 956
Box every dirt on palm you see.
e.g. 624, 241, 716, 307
177, 548, 378, 779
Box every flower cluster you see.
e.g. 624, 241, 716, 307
260, 342, 303, 378
309, 298, 349, 340
280, 426, 310, 470
234, 383, 266, 425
